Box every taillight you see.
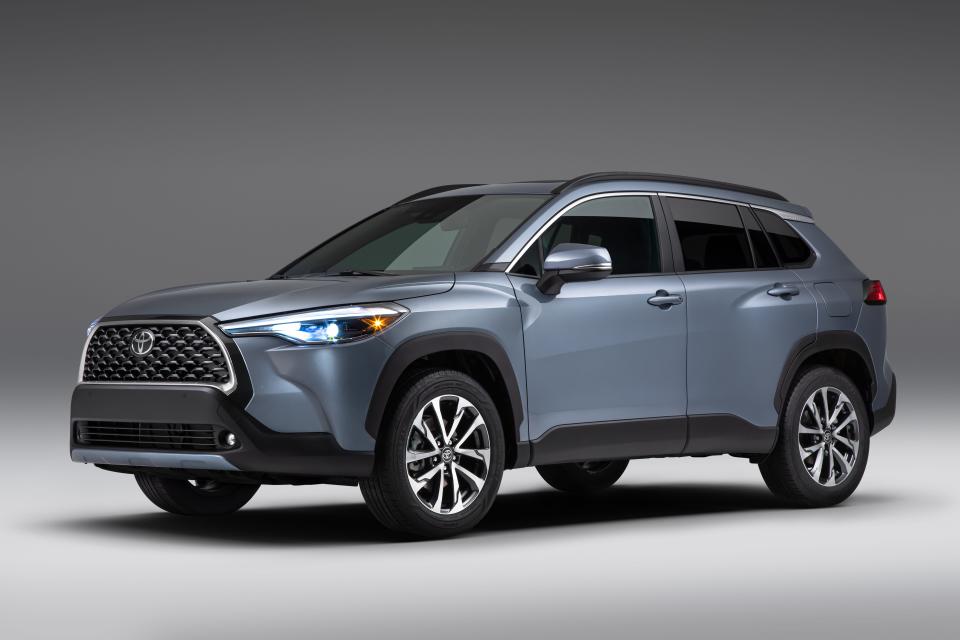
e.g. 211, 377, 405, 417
864, 280, 887, 305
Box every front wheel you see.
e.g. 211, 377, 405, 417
760, 366, 870, 507
135, 473, 259, 515
360, 369, 505, 538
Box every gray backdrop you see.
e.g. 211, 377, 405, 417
1, 2, 957, 639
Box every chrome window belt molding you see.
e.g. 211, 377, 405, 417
504, 190, 812, 273
77, 319, 238, 395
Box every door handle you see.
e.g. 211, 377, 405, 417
767, 283, 800, 298
647, 290, 683, 308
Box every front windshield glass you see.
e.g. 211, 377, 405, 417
280, 195, 550, 276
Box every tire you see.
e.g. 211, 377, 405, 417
760, 366, 870, 507
537, 460, 629, 493
360, 369, 505, 538
135, 474, 259, 516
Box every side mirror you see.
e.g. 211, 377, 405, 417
537, 243, 612, 295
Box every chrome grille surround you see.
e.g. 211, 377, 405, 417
79, 319, 237, 394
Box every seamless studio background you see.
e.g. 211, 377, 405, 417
1, 2, 957, 639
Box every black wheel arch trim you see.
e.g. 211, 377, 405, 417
775, 330, 877, 414
364, 330, 525, 455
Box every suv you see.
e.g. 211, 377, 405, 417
71, 172, 896, 538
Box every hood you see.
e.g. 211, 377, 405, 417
104, 273, 455, 322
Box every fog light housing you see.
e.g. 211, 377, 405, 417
219, 431, 238, 449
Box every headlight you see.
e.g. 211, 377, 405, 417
219, 303, 407, 345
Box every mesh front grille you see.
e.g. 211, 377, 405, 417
75, 421, 222, 451
82, 323, 232, 387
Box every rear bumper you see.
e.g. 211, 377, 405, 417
872, 373, 897, 434
70, 384, 373, 480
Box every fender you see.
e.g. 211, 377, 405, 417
774, 330, 876, 412
364, 330, 525, 446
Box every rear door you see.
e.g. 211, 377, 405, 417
662, 196, 818, 454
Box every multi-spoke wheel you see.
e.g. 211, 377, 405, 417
405, 394, 492, 514
760, 366, 870, 507
536, 459, 629, 493
135, 473, 259, 515
360, 369, 504, 538
797, 386, 861, 487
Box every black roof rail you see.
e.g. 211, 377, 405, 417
552, 172, 787, 202
394, 184, 483, 204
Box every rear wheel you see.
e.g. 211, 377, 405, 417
360, 369, 505, 538
760, 366, 870, 507
537, 459, 629, 493
135, 474, 259, 515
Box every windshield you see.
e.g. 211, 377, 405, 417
280, 194, 550, 277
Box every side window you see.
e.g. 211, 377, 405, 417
512, 196, 661, 277
754, 209, 813, 266
741, 208, 779, 268
669, 198, 753, 271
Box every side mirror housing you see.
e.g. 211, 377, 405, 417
537, 243, 613, 295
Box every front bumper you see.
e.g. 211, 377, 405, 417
70, 384, 373, 481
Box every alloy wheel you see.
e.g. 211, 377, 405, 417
797, 386, 861, 487
405, 394, 491, 515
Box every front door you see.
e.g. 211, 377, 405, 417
507, 194, 688, 464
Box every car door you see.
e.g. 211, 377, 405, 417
662, 195, 818, 455
507, 193, 688, 465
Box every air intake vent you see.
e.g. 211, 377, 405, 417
82, 323, 232, 390
75, 421, 229, 451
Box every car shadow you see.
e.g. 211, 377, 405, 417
36, 482, 895, 547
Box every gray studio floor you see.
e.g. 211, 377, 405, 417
2, 383, 956, 640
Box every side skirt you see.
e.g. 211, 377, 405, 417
527, 414, 776, 466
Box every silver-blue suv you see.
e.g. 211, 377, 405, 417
71, 173, 896, 537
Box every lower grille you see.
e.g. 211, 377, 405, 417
75, 421, 227, 451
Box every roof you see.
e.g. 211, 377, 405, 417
403, 172, 810, 218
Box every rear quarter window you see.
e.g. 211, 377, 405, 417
754, 209, 814, 267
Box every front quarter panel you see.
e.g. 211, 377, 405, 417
374, 273, 529, 441
234, 273, 527, 453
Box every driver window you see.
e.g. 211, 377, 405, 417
511, 195, 661, 277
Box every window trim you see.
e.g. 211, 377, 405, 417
505, 190, 817, 277
504, 191, 671, 278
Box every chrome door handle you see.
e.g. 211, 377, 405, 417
647, 290, 683, 308
767, 283, 800, 298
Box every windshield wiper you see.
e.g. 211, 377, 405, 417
268, 270, 392, 279
329, 269, 392, 276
